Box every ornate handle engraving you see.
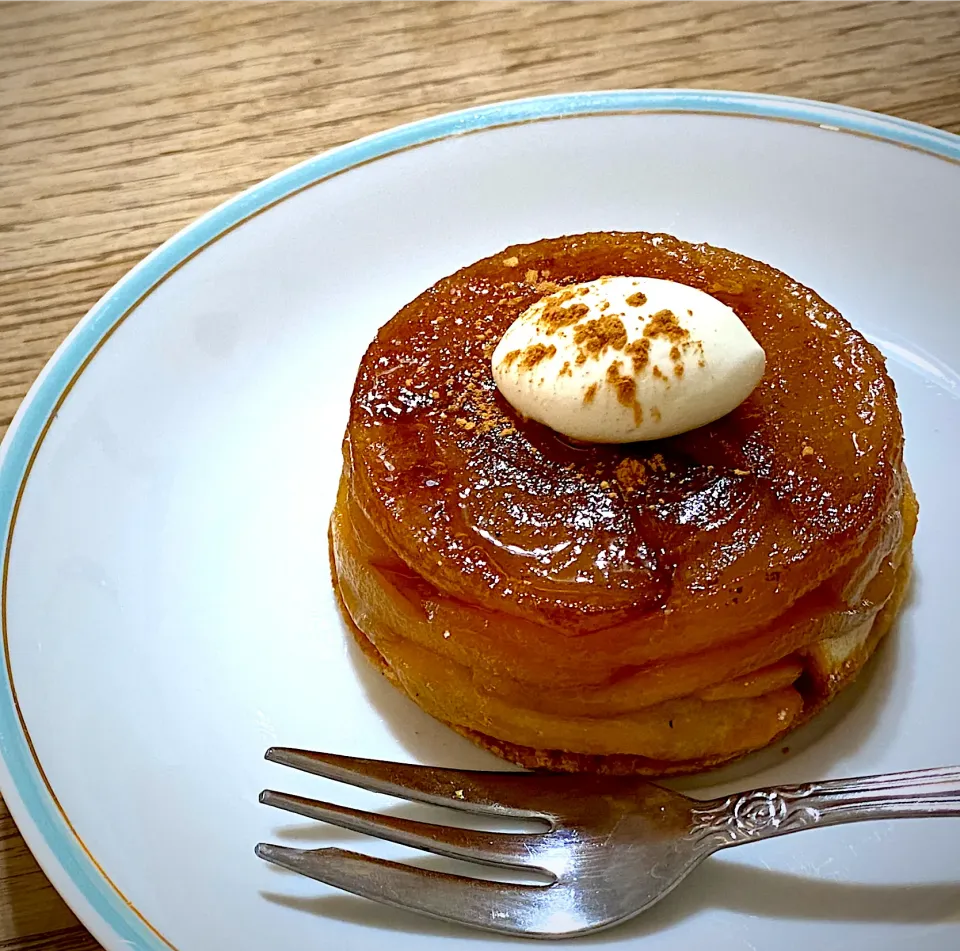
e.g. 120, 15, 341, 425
688, 785, 822, 849
686, 767, 960, 852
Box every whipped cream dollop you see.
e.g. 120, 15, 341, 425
491, 276, 765, 443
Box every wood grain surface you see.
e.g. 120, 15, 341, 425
1, 2, 959, 948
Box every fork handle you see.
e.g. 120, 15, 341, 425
688, 766, 960, 850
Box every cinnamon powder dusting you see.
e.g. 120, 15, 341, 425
644, 309, 689, 343
573, 315, 628, 364
518, 343, 556, 371
625, 291, 648, 307
624, 337, 651, 373
668, 343, 689, 377
606, 360, 642, 424
614, 457, 648, 492
613, 453, 667, 492
583, 382, 598, 404
538, 293, 589, 334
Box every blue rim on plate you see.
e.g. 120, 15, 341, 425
1, 89, 958, 950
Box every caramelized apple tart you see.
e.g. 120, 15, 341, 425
330, 232, 916, 775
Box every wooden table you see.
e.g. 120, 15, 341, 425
1, 2, 959, 947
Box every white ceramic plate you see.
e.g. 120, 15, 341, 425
2, 90, 959, 951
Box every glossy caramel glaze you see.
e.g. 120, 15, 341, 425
347, 233, 904, 643
329, 479, 915, 773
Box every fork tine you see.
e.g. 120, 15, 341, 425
260, 789, 554, 872
264, 747, 551, 819
255, 843, 577, 937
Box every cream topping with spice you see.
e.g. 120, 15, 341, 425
491, 276, 766, 442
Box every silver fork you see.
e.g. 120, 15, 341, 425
255, 748, 960, 939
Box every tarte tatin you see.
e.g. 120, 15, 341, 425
330, 232, 916, 775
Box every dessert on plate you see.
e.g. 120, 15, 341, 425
330, 231, 916, 776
